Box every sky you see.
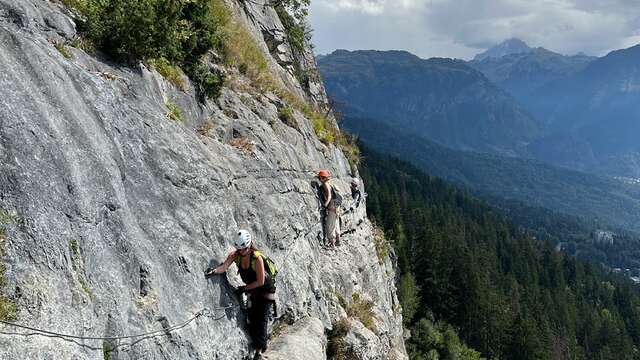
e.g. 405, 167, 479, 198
308, 0, 640, 60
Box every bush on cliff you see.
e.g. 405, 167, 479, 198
63, 0, 226, 98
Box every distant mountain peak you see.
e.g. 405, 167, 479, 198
474, 38, 532, 61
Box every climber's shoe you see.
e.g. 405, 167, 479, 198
253, 351, 264, 360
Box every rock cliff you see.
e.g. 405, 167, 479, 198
0, 0, 407, 359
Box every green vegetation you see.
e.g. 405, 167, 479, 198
103, 341, 113, 360
212, 0, 359, 162
334, 291, 377, 332
326, 318, 354, 360
361, 147, 640, 360
0, 211, 17, 321
54, 42, 72, 59
346, 293, 376, 331
0, 209, 17, 225
166, 101, 183, 122
69, 239, 94, 300
373, 225, 389, 264
277, 105, 297, 129
147, 58, 186, 90
408, 318, 484, 360
60, 0, 358, 164
274, 4, 308, 54
398, 273, 420, 326
61, 0, 226, 99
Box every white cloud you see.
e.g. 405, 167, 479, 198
309, 0, 640, 59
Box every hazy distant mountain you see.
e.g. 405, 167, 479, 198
526, 43, 640, 177
473, 38, 531, 61
469, 47, 596, 100
342, 115, 640, 232
318, 49, 539, 156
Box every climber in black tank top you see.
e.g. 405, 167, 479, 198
205, 229, 274, 360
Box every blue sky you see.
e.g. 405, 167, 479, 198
309, 0, 640, 59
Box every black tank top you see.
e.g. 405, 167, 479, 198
237, 251, 276, 293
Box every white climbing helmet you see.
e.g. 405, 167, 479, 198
235, 229, 252, 250
351, 178, 360, 186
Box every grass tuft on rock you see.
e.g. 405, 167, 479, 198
373, 226, 389, 264
54, 42, 73, 59
147, 58, 186, 90
347, 293, 377, 332
326, 318, 354, 360
166, 101, 184, 122
0, 222, 16, 321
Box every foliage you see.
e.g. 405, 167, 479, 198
346, 293, 377, 332
0, 217, 16, 321
69, 239, 94, 299
361, 147, 640, 360
61, 0, 227, 99
373, 225, 389, 264
408, 319, 484, 360
0, 209, 17, 225
147, 58, 186, 90
54, 42, 73, 59
274, 5, 309, 54
327, 318, 354, 360
398, 273, 420, 325
187, 62, 224, 99
165, 100, 183, 122
213, 0, 359, 161
278, 105, 297, 129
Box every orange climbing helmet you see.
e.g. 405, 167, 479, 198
318, 169, 330, 178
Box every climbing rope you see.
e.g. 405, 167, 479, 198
0, 305, 239, 343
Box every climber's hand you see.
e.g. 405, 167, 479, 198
205, 267, 218, 278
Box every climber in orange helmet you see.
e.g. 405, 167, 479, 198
317, 169, 341, 248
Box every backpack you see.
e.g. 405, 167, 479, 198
236, 250, 279, 278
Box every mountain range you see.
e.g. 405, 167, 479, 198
472, 40, 640, 177
318, 40, 640, 232
319, 39, 640, 178
319, 49, 537, 157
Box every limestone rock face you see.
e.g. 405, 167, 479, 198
0, 0, 406, 359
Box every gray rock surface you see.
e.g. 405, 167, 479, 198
0, 0, 407, 359
264, 316, 325, 360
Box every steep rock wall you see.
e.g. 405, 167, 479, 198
0, 0, 406, 359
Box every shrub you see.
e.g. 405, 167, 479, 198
54, 42, 73, 59
0, 227, 16, 321
166, 101, 183, 122
187, 62, 225, 100
278, 105, 298, 129
62, 0, 228, 99
274, 5, 308, 54
373, 226, 389, 264
0, 209, 17, 225
326, 318, 354, 360
147, 58, 186, 90
347, 293, 377, 332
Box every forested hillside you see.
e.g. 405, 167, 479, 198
360, 148, 640, 360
